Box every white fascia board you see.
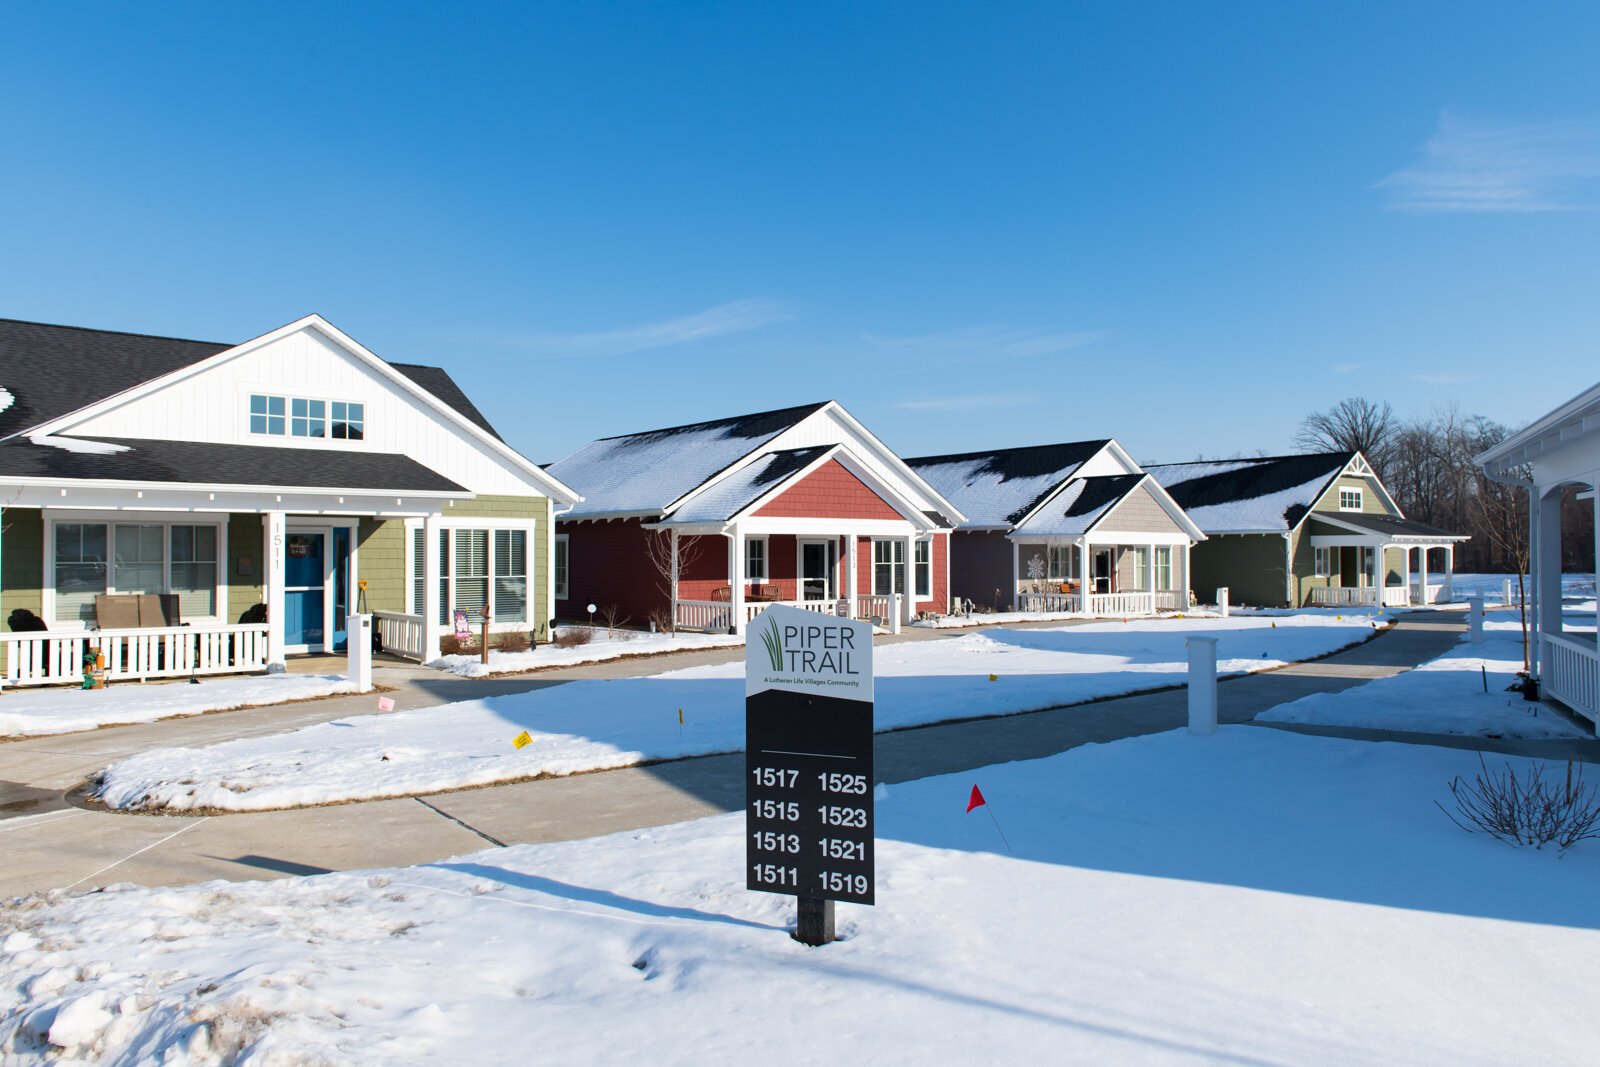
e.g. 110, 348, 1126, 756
814, 401, 968, 526
729, 446, 942, 529
1131, 473, 1208, 541
1007, 440, 1131, 529
1345, 452, 1402, 516
0, 474, 468, 499
558, 510, 665, 524
23, 314, 583, 507
733, 517, 919, 537
1476, 378, 1600, 469
1081, 531, 1194, 546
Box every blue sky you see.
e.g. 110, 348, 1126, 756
2, 2, 1598, 466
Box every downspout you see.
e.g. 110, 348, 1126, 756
1481, 467, 1538, 676
1282, 532, 1293, 608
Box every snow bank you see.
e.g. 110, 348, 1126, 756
93, 615, 1378, 811
1259, 620, 1590, 739
8, 728, 1599, 1063
0, 675, 359, 739
428, 628, 742, 678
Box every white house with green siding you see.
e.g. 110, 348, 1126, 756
0, 315, 578, 684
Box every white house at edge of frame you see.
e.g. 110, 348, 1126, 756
0, 315, 579, 685
1476, 381, 1600, 735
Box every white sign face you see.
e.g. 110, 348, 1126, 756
745, 604, 874, 702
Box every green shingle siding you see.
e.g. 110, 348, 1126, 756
357, 518, 406, 614
228, 514, 264, 622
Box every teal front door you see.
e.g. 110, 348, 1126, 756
285, 532, 326, 649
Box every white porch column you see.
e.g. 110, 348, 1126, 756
1401, 545, 1412, 605
670, 528, 681, 625
846, 534, 859, 615
421, 513, 441, 661
1145, 543, 1157, 611
1371, 543, 1383, 603
903, 533, 916, 622
1443, 545, 1454, 603
728, 529, 746, 635
1417, 544, 1429, 607
264, 511, 287, 669
1538, 487, 1564, 638
1078, 539, 1092, 614
1011, 539, 1021, 610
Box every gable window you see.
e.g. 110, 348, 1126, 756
250, 393, 364, 440
1313, 547, 1332, 577
1339, 487, 1364, 512
52, 520, 220, 624
554, 535, 569, 600
914, 540, 932, 598
873, 540, 905, 596
1154, 546, 1173, 590
745, 537, 768, 583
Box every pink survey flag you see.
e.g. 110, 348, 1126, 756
377, 697, 396, 712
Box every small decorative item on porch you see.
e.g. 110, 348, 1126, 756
80, 647, 106, 691
453, 609, 472, 644
356, 578, 370, 614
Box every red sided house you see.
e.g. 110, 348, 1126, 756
544, 402, 964, 634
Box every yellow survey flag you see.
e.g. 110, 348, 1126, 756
512, 730, 533, 750
678, 708, 684, 725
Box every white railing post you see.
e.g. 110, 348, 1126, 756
1468, 596, 1484, 644
1187, 636, 1218, 735
348, 614, 373, 692
1216, 587, 1229, 617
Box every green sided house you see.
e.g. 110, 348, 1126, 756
0, 315, 579, 684
1144, 452, 1467, 608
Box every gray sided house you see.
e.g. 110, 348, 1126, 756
0, 315, 578, 685
1145, 452, 1467, 608
907, 440, 1204, 616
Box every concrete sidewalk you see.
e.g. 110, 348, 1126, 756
4, 611, 1591, 898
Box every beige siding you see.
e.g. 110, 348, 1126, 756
1099, 484, 1184, 536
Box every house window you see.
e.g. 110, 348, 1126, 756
554, 535, 569, 600
449, 529, 490, 622
745, 537, 768, 583
1127, 546, 1151, 591
1339, 487, 1363, 511
872, 540, 904, 596
413, 525, 536, 623
494, 530, 527, 623
52, 521, 220, 624
249, 394, 286, 436
1047, 545, 1072, 581
1313, 547, 1332, 577
915, 540, 931, 598
1154, 546, 1173, 590
250, 393, 363, 440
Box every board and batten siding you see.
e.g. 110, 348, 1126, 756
1098, 483, 1184, 536
64, 324, 542, 498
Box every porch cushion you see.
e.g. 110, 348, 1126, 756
94, 594, 141, 630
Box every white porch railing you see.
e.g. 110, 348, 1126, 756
1089, 592, 1154, 616
1311, 586, 1379, 607
679, 595, 904, 634
1018, 592, 1081, 613
1383, 586, 1410, 608
1154, 590, 1187, 611
674, 600, 734, 633
1410, 582, 1444, 605
1541, 632, 1600, 728
0, 623, 270, 687
375, 611, 427, 660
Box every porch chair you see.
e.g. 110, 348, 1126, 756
6, 609, 46, 633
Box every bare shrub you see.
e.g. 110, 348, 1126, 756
648, 607, 675, 634
439, 635, 465, 656
553, 626, 593, 650
496, 631, 532, 653
1438, 753, 1600, 852
598, 604, 629, 635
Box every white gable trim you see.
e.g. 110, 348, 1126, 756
24, 314, 581, 506
1298, 452, 1402, 525
1083, 473, 1207, 541
815, 401, 967, 525
1008, 440, 1133, 529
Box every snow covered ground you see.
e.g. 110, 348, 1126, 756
92, 614, 1378, 812
7, 727, 1598, 1064
1260, 620, 1590, 739
428, 628, 742, 678
0, 675, 358, 739
1451, 571, 1595, 608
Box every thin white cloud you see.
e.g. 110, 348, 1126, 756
521, 298, 789, 356
866, 325, 1104, 362
895, 392, 1037, 412
1333, 361, 1367, 375
1411, 371, 1475, 386
1377, 112, 1600, 213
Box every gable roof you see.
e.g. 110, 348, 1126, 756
1012, 473, 1143, 536
1143, 453, 1356, 534
1309, 513, 1468, 541
668, 446, 832, 524
905, 440, 1112, 528
546, 402, 829, 519
0, 435, 466, 494
0, 318, 505, 442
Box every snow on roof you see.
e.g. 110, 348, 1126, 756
906, 441, 1110, 528
1012, 474, 1144, 537
1144, 454, 1352, 533
667, 446, 831, 524
546, 402, 828, 518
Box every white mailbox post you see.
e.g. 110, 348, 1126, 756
1215, 588, 1230, 618
347, 614, 373, 692
1468, 596, 1485, 644
1187, 636, 1218, 735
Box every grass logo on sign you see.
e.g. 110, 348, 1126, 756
747, 613, 870, 700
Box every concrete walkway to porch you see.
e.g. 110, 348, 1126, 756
2, 611, 1594, 899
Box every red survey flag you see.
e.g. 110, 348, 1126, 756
966, 784, 987, 813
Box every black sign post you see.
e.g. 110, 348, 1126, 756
746, 604, 875, 945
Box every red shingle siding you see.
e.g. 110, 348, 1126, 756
754, 459, 902, 520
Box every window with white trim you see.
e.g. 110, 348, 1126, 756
1047, 545, 1072, 581
250, 394, 364, 441
554, 535, 569, 600
1154, 546, 1173, 590
1313, 547, 1332, 577
914, 540, 931, 598
872, 540, 904, 596
745, 537, 768, 583
52, 520, 221, 624
411, 525, 534, 624
1339, 487, 1363, 511
1127, 546, 1151, 591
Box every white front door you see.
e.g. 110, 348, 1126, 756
799, 539, 836, 601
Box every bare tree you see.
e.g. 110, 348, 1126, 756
644, 529, 706, 636
1295, 397, 1397, 479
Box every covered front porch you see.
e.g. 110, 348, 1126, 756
665, 517, 943, 635
1305, 514, 1467, 609
1011, 536, 1190, 616
1530, 484, 1600, 733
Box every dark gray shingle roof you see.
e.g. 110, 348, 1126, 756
905, 440, 1112, 527
1312, 513, 1467, 540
